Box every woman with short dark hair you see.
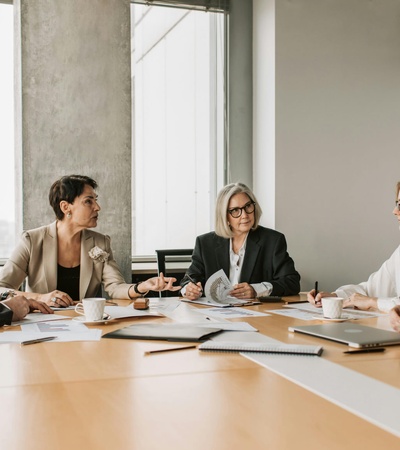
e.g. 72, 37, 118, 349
0, 175, 180, 307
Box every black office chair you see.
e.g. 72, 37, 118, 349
155, 249, 193, 297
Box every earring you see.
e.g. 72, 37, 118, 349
67, 212, 72, 218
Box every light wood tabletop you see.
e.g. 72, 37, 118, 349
1, 296, 399, 450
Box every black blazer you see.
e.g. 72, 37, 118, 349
181, 226, 300, 296
0, 303, 13, 327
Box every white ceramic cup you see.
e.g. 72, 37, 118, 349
75, 298, 106, 321
321, 297, 344, 319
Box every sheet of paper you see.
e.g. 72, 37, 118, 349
178, 320, 258, 332
0, 320, 101, 343
196, 307, 270, 320
149, 298, 181, 315
268, 308, 322, 320
8, 313, 70, 327
283, 302, 385, 319
243, 352, 400, 438
104, 304, 163, 319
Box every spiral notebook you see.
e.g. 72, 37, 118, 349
198, 341, 323, 356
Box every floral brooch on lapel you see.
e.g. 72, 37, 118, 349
88, 246, 109, 263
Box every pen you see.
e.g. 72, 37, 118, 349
20, 336, 57, 346
144, 345, 197, 355
343, 348, 385, 354
314, 281, 319, 304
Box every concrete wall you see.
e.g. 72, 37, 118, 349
254, 0, 400, 292
227, 0, 253, 187
15, 0, 132, 281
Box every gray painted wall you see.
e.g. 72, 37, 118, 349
254, 0, 400, 292
15, 0, 132, 281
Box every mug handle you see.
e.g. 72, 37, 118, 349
75, 303, 85, 315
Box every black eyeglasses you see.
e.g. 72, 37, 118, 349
228, 201, 256, 218
395, 201, 400, 211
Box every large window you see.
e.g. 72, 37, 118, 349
131, 2, 226, 255
0, 3, 15, 259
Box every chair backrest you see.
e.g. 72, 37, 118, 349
155, 249, 193, 297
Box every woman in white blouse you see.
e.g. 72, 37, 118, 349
307, 181, 400, 331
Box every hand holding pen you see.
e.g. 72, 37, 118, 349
307, 281, 322, 307
184, 275, 203, 300
314, 281, 320, 306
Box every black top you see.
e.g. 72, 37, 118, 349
0, 303, 13, 326
57, 264, 80, 300
180, 226, 301, 296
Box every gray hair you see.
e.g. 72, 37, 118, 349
214, 182, 262, 238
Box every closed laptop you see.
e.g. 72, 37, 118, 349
288, 323, 400, 348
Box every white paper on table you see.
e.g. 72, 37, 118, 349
8, 313, 70, 327
283, 302, 385, 319
104, 304, 163, 319
269, 308, 326, 321
176, 320, 258, 332
196, 307, 270, 320
0, 320, 102, 343
243, 352, 400, 438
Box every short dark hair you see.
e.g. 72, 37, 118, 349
49, 175, 98, 220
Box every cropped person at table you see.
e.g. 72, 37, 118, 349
307, 181, 400, 331
180, 182, 300, 300
0, 175, 180, 307
0, 292, 52, 326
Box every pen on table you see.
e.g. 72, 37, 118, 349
343, 348, 385, 354
20, 336, 57, 346
144, 345, 197, 355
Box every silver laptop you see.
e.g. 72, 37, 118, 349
288, 323, 400, 348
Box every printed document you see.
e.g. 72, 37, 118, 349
182, 269, 256, 307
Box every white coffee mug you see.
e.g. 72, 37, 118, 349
321, 297, 344, 319
75, 298, 106, 321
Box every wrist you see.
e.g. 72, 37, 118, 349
0, 289, 16, 301
135, 282, 149, 296
370, 298, 378, 310
129, 282, 150, 298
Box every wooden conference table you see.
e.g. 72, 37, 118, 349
1, 295, 400, 450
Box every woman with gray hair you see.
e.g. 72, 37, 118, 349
181, 183, 300, 300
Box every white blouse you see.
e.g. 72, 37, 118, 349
229, 236, 272, 297
334, 245, 400, 312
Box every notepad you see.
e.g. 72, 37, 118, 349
198, 341, 323, 356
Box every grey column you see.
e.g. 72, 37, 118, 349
15, 0, 132, 281
227, 0, 253, 188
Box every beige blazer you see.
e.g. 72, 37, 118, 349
0, 222, 132, 300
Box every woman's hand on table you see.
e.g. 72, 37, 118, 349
343, 293, 378, 310
37, 290, 75, 308
389, 305, 400, 332
230, 283, 256, 300
183, 281, 203, 300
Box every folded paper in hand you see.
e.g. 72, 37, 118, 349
183, 269, 256, 307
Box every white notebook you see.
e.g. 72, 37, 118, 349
198, 340, 323, 356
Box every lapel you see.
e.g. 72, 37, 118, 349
80, 229, 94, 299
240, 229, 260, 283
215, 237, 230, 276
43, 222, 58, 292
